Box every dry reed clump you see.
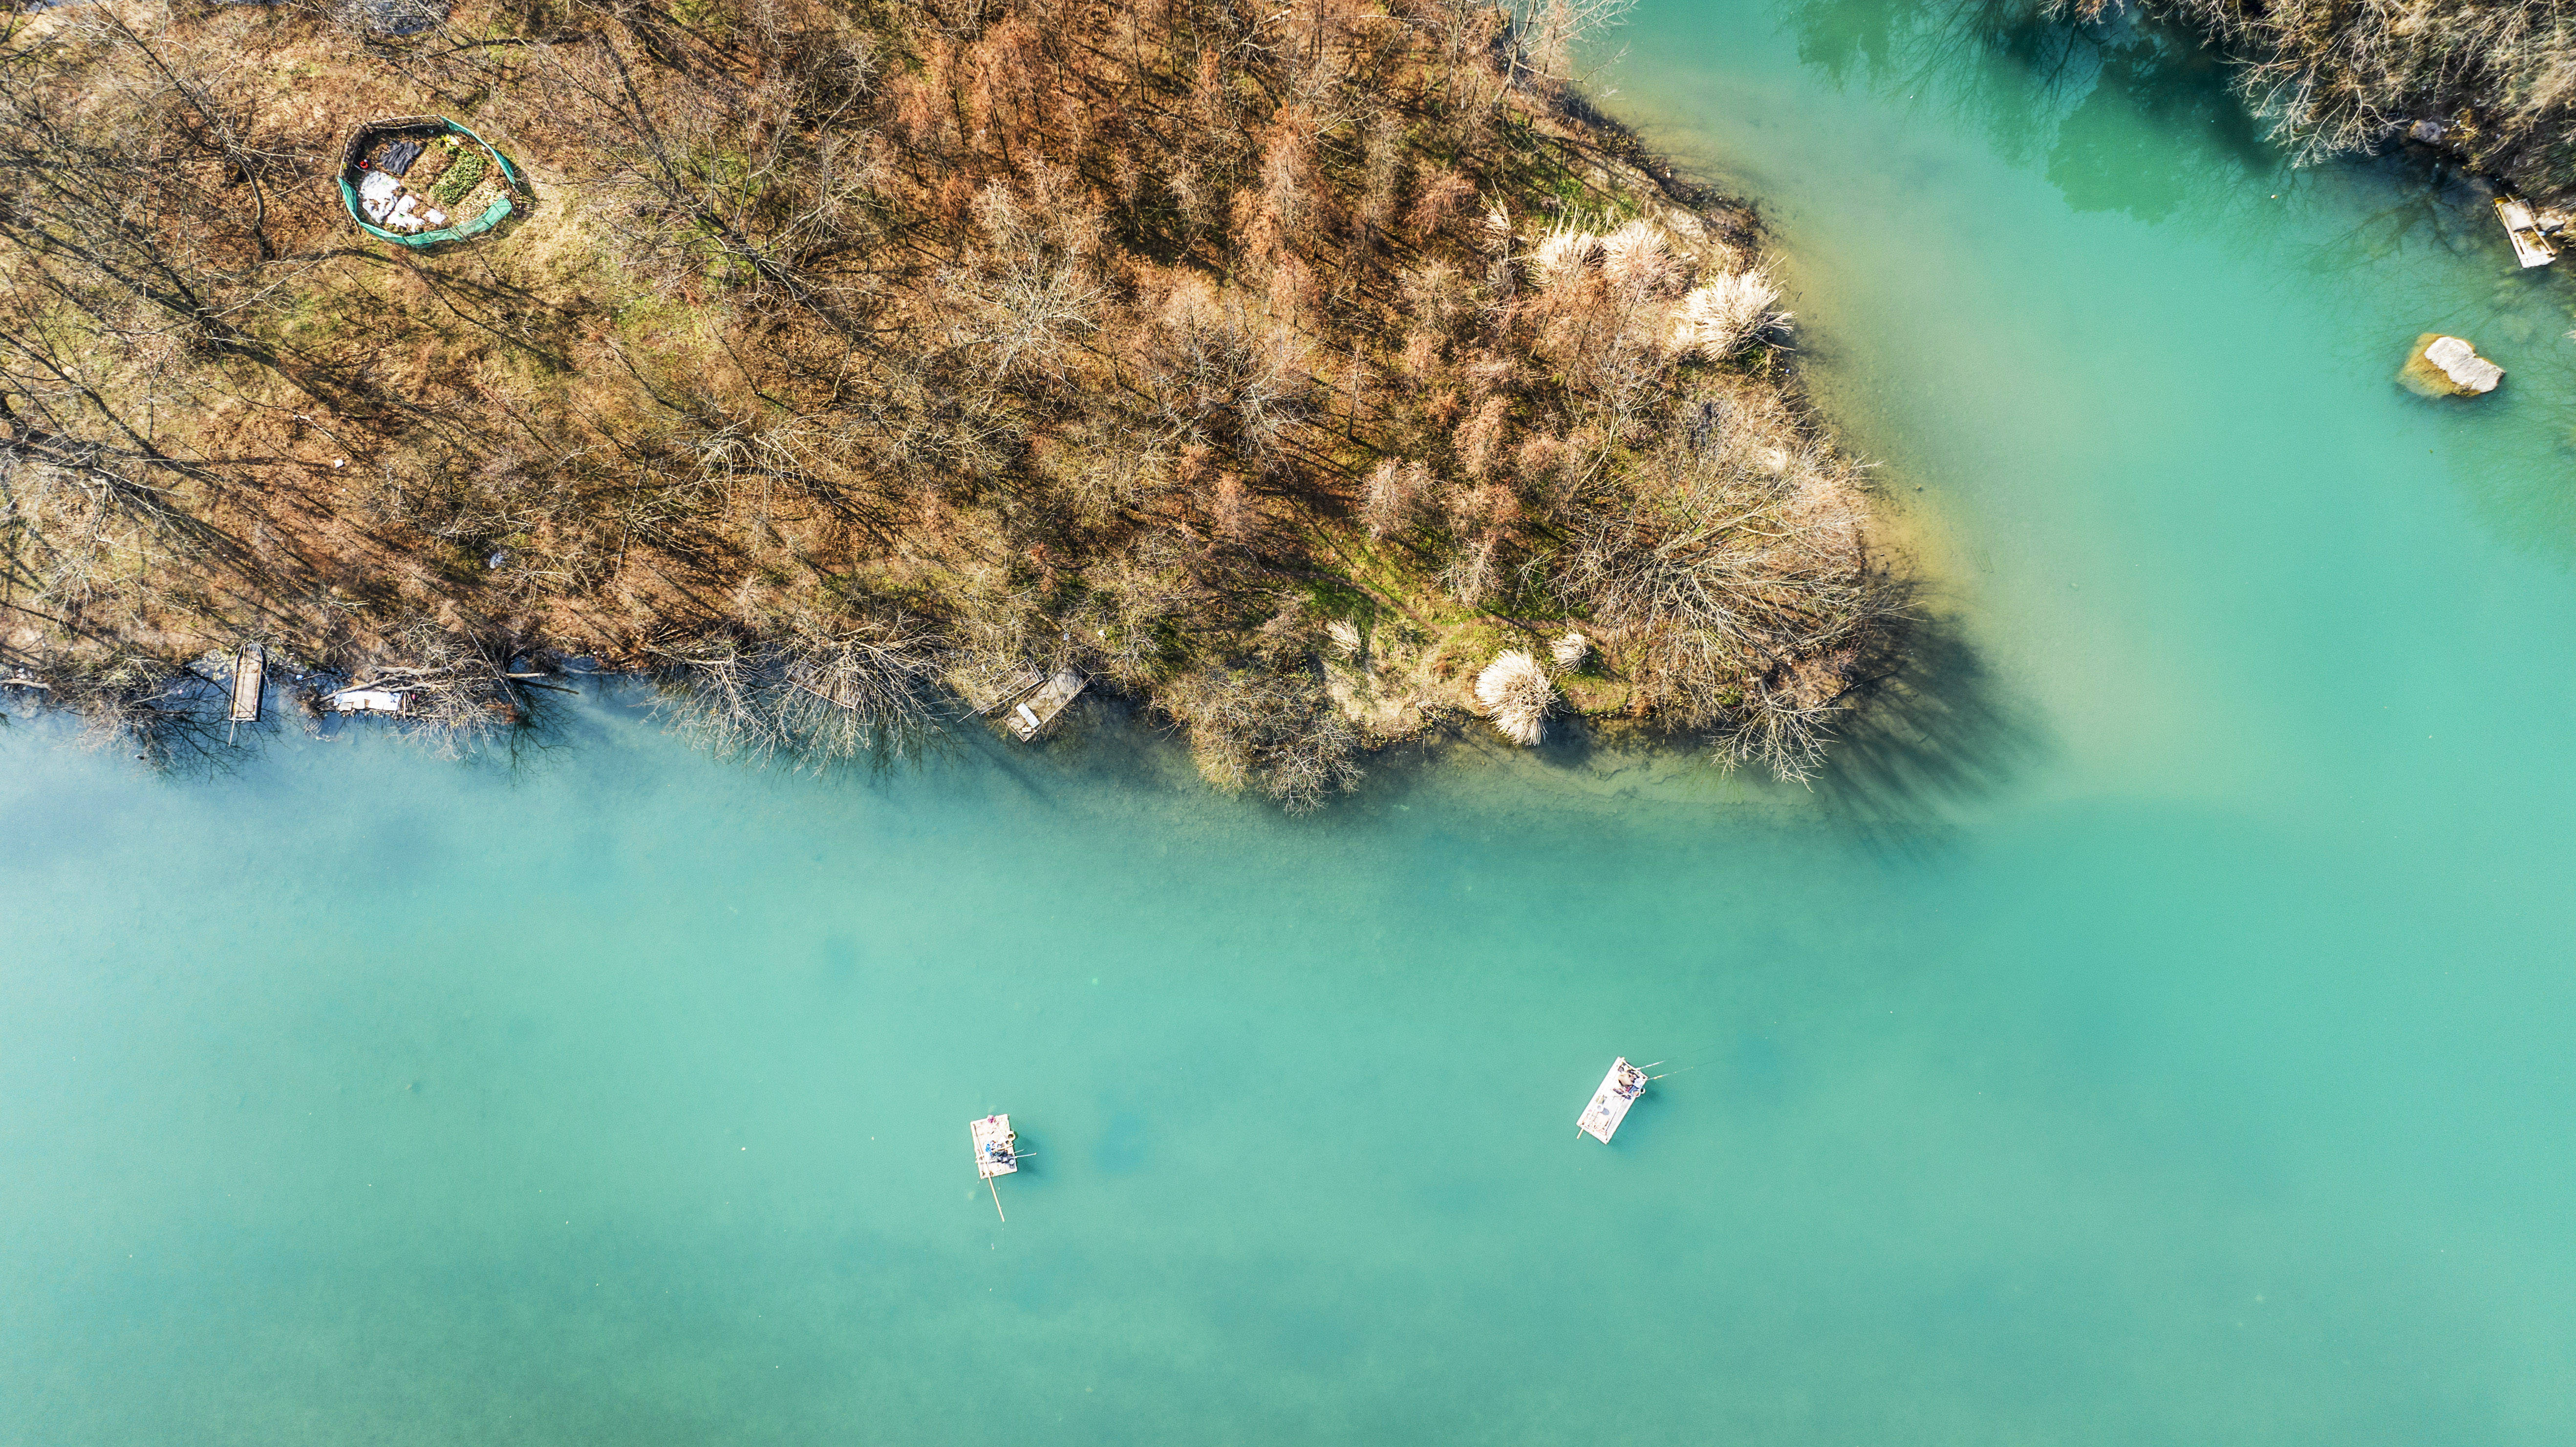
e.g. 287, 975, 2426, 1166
1600, 219, 1674, 290
1530, 226, 1605, 283
1670, 271, 1788, 361
1474, 649, 1556, 745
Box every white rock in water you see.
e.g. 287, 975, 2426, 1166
2401, 333, 2503, 397
2425, 336, 2502, 391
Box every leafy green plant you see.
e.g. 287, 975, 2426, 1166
429, 147, 489, 208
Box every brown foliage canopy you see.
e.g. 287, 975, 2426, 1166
0, 0, 1891, 799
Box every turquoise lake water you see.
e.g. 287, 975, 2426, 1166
7, 1, 2576, 1441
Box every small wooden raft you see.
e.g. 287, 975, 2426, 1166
972, 1112, 1019, 1220
2497, 196, 2558, 268
1576, 1057, 1648, 1144
226, 643, 265, 726
1007, 667, 1086, 742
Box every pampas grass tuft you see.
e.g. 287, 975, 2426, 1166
1600, 219, 1671, 290
1474, 649, 1555, 745
1530, 226, 1602, 284
1670, 269, 1787, 360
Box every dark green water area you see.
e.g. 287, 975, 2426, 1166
6, 0, 2575, 1440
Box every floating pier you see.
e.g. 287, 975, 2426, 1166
2496, 196, 2557, 268
226, 643, 265, 733
1576, 1058, 1648, 1144
972, 1113, 1018, 1219
1007, 667, 1087, 742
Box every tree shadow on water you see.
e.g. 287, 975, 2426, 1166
1813, 603, 2048, 852
1789, 0, 2271, 224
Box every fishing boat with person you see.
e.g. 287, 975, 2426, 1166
1577, 1058, 1654, 1144
971, 1113, 1020, 1219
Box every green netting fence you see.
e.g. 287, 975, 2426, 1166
338, 115, 524, 248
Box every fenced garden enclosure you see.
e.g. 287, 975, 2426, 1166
338, 115, 522, 246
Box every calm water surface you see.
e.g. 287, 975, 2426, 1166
7, 1, 2576, 1441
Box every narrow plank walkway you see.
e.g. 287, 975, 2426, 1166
227, 644, 265, 726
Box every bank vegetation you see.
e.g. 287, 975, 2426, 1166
0, 0, 1898, 805
2098, 0, 2576, 204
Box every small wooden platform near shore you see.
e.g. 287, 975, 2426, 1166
1007, 667, 1086, 741
2497, 196, 2558, 268
1577, 1058, 1647, 1144
226, 644, 265, 725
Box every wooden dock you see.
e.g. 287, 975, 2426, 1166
226, 644, 265, 727
1577, 1058, 1647, 1144
1007, 667, 1086, 741
2497, 196, 2557, 268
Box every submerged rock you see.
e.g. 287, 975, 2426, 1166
2400, 333, 2503, 397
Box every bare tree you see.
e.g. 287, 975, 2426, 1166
4, 645, 233, 772
1504, 0, 1638, 84
776, 614, 949, 768
944, 176, 1105, 384
651, 634, 793, 765
651, 613, 947, 769
1160, 660, 1363, 811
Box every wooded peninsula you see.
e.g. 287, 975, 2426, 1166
2125, 0, 2576, 207
0, 0, 1898, 806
